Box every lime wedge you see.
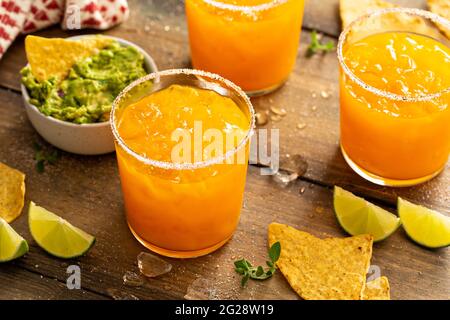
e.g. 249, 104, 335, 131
29, 202, 95, 258
398, 198, 450, 249
333, 186, 400, 242
0, 217, 28, 262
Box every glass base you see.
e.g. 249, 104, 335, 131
340, 144, 445, 187
128, 223, 232, 258
245, 80, 286, 97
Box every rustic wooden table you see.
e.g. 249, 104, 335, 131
0, 0, 448, 300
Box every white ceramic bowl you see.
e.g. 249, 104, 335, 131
21, 35, 158, 155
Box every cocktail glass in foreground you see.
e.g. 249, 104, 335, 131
186, 0, 305, 96
338, 8, 450, 187
111, 69, 255, 258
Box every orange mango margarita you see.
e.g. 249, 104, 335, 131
186, 0, 305, 95
112, 71, 254, 258
339, 29, 450, 186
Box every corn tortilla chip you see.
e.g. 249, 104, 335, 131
340, 0, 443, 40
25, 35, 113, 82
428, 0, 450, 38
0, 162, 26, 223
268, 223, 373, 300
363, 276, 391, 300
340, 0, 395, 28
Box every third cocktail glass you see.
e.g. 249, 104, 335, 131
338, 8, 450, 187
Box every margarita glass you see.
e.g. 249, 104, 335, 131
338, 9, 450, 187
111, 69, 255, 258
185, 0, 305, 96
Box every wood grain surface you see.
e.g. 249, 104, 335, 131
0, 0, 448, 300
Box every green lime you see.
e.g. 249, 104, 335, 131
0, 217, 28, 262
398, 198, 450, 249
28, 202, 95, 258
333, 186, 400, 242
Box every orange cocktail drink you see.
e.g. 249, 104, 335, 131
338, 9, 450, 186
185, 0, 305, 96
111, 69, 255, 258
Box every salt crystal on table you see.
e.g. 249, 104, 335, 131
107, 288, 139, 300
122, 271, 144, 287
184, 278, 216, 300
273, 171, 299, 187
137, 252, 172, 278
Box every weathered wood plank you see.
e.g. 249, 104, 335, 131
0, 263, 106, 300
0, 88, 448, 300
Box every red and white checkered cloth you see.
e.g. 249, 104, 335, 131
0, 0, 129, 58
23, 0, 65, 34
62, 0, 129, 30
0, 0, 31, 58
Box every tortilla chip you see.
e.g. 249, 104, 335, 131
340, 0, 443, 40
428, 0, 450, 38
25, 35, 113, 82
340, 0, 395, 29
363, 276, 391, 300
0, 162, 26, 223
268, 223, 373, 300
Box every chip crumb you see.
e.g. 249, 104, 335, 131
270, 107, 287, 116
255, 111, 269, 126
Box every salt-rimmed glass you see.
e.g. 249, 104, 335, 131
111, 69, 255, 258
337, 8, 450, 187
185, 0, 305, 96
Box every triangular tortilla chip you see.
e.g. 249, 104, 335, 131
268, 223, 373, 300
25, 35, 113, 82
340, 0, 395, 28
0, 162, 25, 223
363, 276, 391, 300
428, 0, 450, 38
340, 0, 443, 40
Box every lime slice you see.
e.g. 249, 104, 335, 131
0, 217, 28, 262
398, 198, 450, 249
333, 186, 400, 242
29, 202, 95, 258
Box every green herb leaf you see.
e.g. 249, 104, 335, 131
306, 30, 335, 57
269, 241, 281, 263
33, 142, 60, 173
47, 150, 60, 165
235, 267, 246, 275
33, 142, 42, 151
234, 259, 248, 270
36, 160, 45, 173
241, 274, 250, 287
256, 266, 264, 277
234, 242, 282, 287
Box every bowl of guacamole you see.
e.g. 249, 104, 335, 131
21, 35, 157, 155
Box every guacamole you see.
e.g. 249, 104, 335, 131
21, 41, 147, 124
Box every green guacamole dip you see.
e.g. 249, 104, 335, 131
21, 41, 147, 124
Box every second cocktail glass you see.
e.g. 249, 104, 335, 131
186, 0, 305, 96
